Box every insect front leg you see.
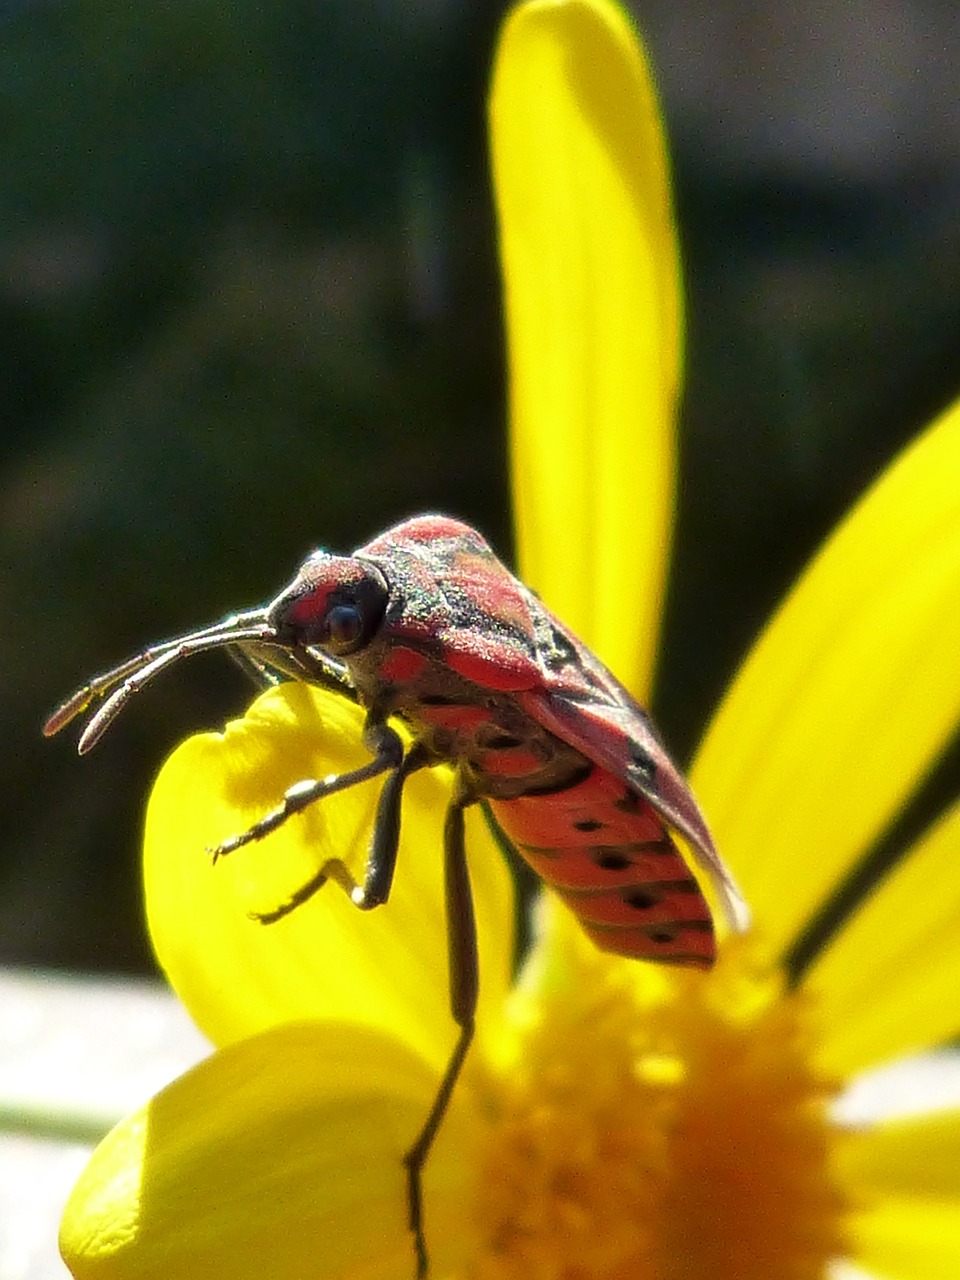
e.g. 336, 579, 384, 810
404, 785, 479, 1280
211, 718, 406, 863
250, 736, 433, 923
227, 641, 355, 699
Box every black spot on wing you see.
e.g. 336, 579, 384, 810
623, 888, 659, 910
621, 879, 699, 911
572, 818, 604, 832
628, 744, 656, 783
544, 623, 580, 670
592, 850, 633, 871
584, 917, 714, 964
514, 835, 674, 864
613, 789, 642, 814
560, 877, 701, 910
588, 839, 673, 872
646, 919, 712, 944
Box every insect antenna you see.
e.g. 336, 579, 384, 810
44, 609, 277, 752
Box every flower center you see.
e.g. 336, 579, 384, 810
472, 932, 850, 1280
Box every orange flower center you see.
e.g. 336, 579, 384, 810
472, 932, 850, 1280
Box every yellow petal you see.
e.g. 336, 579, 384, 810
145, 683, 515, 1071
490, 0, 682, 696
61, 1023, 480, 1280
847, 1197, 960, 1280
806, 797, 960, 1078
838, 1106, 960, 1200
693, 395, 960, 951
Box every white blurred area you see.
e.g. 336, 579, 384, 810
0, 971, 209, 1280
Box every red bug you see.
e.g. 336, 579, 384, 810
46, 514, 748, 1275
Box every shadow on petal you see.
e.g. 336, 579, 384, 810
145, 683, 516, 1069
61, 1022, 481, 1280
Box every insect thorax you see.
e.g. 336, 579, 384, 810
346, 646, 590, 802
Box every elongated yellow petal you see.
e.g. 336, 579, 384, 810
693, 396, 960, 952
806, 797, 960, 1078
491, 0, 682, 696
847, 1197, 960, 1280
145, 683, 515, 1071
60, 1023, 480, 1280
838, 1106, 960, 1200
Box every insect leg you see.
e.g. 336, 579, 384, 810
229, 641, 355, 699
403, 787, 478, 1279
225, 644, 284, 690
212, 721, 406, 862
251, 741, 432, 924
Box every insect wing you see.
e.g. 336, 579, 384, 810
487, 763, 720, 964
515, 678, 749, 934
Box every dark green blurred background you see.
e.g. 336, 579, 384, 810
5, 0, 960, 974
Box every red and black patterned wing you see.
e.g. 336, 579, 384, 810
487, 761, 723, 966
519, 684, 747, 921
497, 601, 749, 967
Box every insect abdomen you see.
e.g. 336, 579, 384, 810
488, 766, 716, 967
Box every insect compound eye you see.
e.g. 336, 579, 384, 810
323, 602, 364, 653
319, 567, 390, 655
267, 555, 389, 655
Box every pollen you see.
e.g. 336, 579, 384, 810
471, 934, 850, 1280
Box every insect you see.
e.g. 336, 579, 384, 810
46, 514, 748, 1276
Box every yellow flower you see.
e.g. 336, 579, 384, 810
60, 2, 960, 1279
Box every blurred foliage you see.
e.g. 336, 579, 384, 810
3, 0, 507, 971
3, 0, 959, 974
